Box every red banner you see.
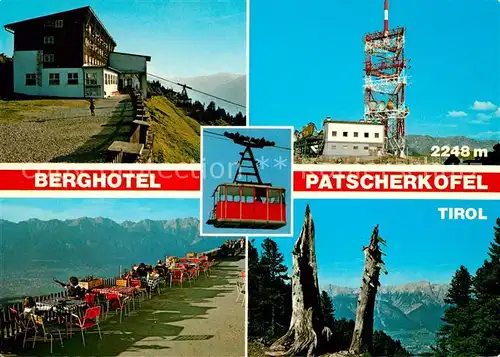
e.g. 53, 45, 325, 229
0, 169, 200, 191
0, 168, 499, 193
293, 171, 500, 192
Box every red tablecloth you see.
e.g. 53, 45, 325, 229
93, 286, 138, 296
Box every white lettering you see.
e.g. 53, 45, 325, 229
438, 208, 488, 220
34, 173, 48, 188
305, 174, 319, 189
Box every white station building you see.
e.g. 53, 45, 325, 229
322, 118, 385, 157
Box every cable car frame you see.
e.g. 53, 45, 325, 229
206, 132, 287, 230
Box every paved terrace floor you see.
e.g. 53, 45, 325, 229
11, 257, 245, 357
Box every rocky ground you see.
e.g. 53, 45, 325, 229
248, 342, 364, 357
0, 95, 133, 163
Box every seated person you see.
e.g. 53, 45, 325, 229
150, 268, 160, 279
136, 263, 148, 278
53, 276, 86, 300
155, 260, 167, 277
22, 296, 36, 320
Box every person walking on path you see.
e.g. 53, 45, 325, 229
89, 98, 96, 116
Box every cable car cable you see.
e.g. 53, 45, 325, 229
204, 130, 291, 151
147, 73, 246, 109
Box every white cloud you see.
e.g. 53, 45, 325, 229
447, 110, 467, 117
477, 113, 492, 120
495, 108, 500, 117
471, 131, 500, 139
471, 100, 497, 111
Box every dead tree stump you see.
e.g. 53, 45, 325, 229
349, 225, 388, 354
267, 205, 332, 357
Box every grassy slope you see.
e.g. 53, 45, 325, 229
146, 96, 201, 163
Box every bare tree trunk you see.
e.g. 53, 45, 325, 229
349, 225, 387, 354
267, 205, 332, 357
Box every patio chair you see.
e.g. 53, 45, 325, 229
199, 262, 210, 278
180, 266, 195, 287
27, 315, 64, 354
105, 293, 129, 323
130, 279, 148, 304
9, 308, 36, 344
72, 306, 102, 347
84, 293, 98, 307
170, 269, 185, 288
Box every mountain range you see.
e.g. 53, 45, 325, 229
324, 281, 450, 354
0, 217, 226, 269
404, 135, 497, 156
169, 73, 246, 114
0, 217, 229, 300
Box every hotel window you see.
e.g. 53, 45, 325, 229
25, 73, 36, 86
343, 145, 348, 149
332, 131, 337, 137
105, 74, 108, 85
44, 36, 54, 44
49, 73, 60, 85
68, 73, 78, 85
331, 145, 336, 149
44, 20, 54, 27
354, 132, 359, 137
353, 146, 358, 150
43, 54, 54, 63
85, 73, 98, 85
343, 131, 348, 137
364, 132, 369, 138
375, 133, 380, 138
364, 146, 369, 150
55, 20, 64, 28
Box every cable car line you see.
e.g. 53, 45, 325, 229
147, 73, 246, 109
203, 130, 291, 151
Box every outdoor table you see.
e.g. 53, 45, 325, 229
140, 276, 165, 298
93, 286, 140, 311
36, 298, 86, 313
35, 299, 86, 338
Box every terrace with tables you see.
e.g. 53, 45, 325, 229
0, 247, 246, 356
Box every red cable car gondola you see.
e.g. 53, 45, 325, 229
206, 132, 288, 230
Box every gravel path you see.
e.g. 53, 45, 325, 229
0, 95, 133, 163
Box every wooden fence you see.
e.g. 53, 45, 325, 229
105, 90, 154, 163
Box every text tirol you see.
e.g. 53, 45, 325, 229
304, 173, 489, 191
34, 172, 161, 189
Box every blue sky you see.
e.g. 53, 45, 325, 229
201, 127, 292, 235
249, 0, 500, 140
0, 198, 200, 223
252, 199, 500, 287
0, 0, 246, 77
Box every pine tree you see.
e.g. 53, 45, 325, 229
260, 239, 288, 282
248, 238, 291, 341
373, 330, 410, 356
319, 290, 335, 329
444, 265, 472, 308
259, 238, 291, 339
436, 266, 476, 355
471, 218, 500, 354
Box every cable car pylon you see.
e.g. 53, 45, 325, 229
205, 132, 287, 231
226, 131, 275, 186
